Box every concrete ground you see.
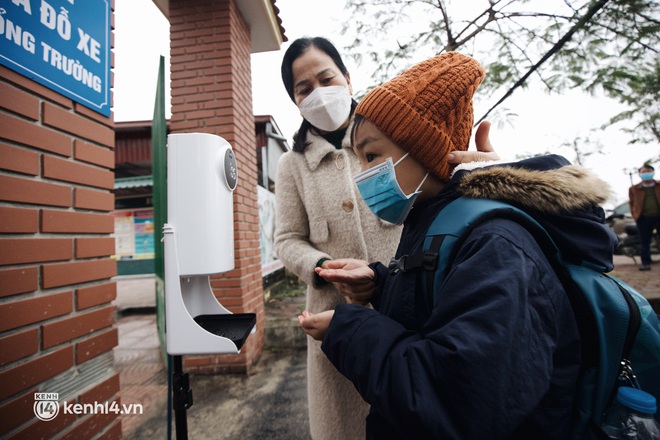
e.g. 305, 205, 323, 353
112, 254, 659, 439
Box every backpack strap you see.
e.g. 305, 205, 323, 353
422, 198, 562, 305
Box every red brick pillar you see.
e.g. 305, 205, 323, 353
0, 9, 120, 438
169, 0, 265, 373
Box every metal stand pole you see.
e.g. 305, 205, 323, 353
167, 355, 172, 440
172, 355, 193, 440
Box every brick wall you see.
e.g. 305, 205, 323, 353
169, 0, 265, 373
0, 10, 120, 438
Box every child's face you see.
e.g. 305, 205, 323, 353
353, 119, 443, 200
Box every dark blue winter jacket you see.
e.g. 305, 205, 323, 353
321, 155, 618, 439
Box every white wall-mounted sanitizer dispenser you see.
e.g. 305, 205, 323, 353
164, 133, 256, 355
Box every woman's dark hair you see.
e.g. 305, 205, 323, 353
281, 37, 353, 153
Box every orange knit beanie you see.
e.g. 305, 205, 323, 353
355, 52, 485, 182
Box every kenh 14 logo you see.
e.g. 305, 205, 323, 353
34, 393, 59, 421
33, 391, 144, 421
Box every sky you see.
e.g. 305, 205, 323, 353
112, 0, 658, 209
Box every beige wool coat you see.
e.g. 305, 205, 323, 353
274, 124, 401, 440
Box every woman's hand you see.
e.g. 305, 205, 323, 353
298, 310, 334, 341
448, 120, 500, 164
316, 259, 376, 306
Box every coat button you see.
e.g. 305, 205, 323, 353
335, 154, 345, 170
342, 200, 354, 212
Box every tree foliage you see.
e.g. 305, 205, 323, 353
341, 0, 660, 147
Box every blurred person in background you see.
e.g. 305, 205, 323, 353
629, 164, 660, 271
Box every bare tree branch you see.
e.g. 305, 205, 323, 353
342, 0, 660, 143
476, 0, 612, 124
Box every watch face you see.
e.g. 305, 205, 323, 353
224, 148, 238, 190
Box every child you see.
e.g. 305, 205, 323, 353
298, 52, 617, 439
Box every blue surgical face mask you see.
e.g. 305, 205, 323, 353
640, 172, 654, 181
354, 153, 428, 225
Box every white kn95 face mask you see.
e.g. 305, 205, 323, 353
298, 85, 352, 132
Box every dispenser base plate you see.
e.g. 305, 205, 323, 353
193, 313, 256, 350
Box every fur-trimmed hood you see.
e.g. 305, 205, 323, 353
457, 163, 612, 215
449, 155, 618, 271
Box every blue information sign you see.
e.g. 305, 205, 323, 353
0, 0, 111, 117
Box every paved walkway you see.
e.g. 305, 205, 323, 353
609, 255, 660, 307
112, 254, 659, 438
113, 314, 165, 436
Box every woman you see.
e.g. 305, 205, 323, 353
299, 52, 617, 439
275, 37, 497, 439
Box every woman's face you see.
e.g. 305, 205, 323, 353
353, 119, 443, 201
291, 47, 352, 106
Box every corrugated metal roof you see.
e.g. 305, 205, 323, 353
115, 175, 153, 189
115, 121, 154, 164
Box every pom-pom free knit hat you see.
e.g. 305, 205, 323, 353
355, 52, 485, 182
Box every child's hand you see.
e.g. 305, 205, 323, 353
298, 310, 334, 341
315, 259, 376, 305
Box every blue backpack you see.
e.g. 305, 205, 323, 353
393, 197, 660, 439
